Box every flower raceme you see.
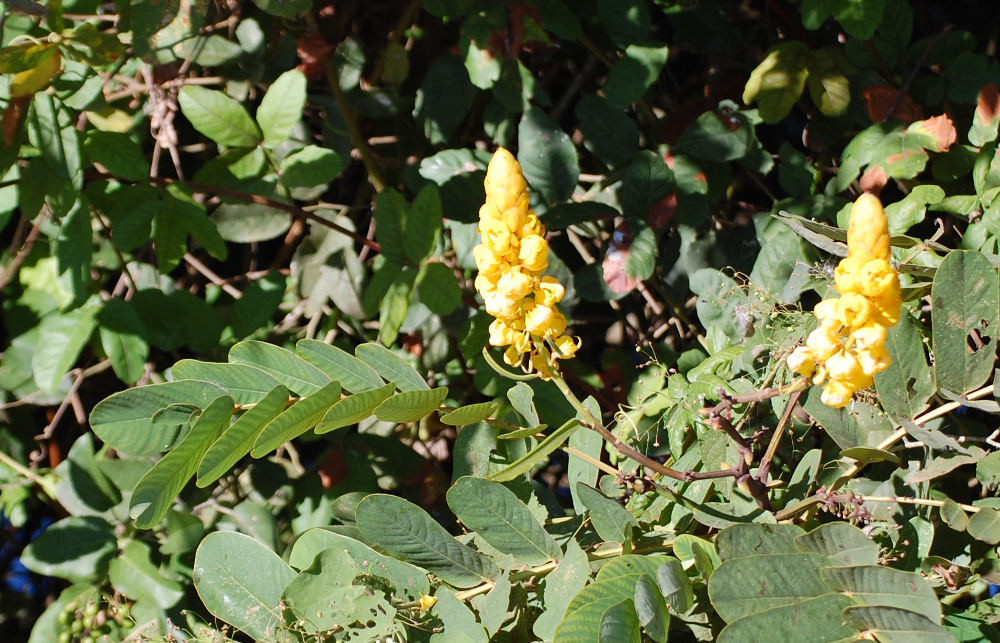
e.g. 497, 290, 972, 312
474, 148, 579, 377
787, 193, 902, 407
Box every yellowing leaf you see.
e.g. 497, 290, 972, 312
11, 47, 60, 97
742, 41, 809, 123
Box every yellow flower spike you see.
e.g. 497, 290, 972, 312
476, 147, 578, 376
847, 192, 891, 263
789, 192, 902, 407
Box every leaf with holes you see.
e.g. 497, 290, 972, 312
931, 250, 999, 394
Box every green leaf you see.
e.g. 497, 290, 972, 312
709, 552, 834, 621
822, 565, 941, 617
288, 527, 429, 600
297, 339, 384, 394
374, 188, 407, 264
439, 401, 500, 426
805, 48, 850, 118
98, 299, 149, 385
718, 594, 858, 643
356, 494, 499, 588
447, 476, 562, 565
172, 360, 282, 406
843, 605, 951, 643
193, 531, 297, 640
380, 265, 416, 346
596, 0, 649, 47
804, 392, 894, 450
831, 0, 886, 40
130, 396, 234, 528
197, 385, 289, 486
968, 507, 1000, 544
355, 343, 429, 391
374, 387, 448, 423
743, 42, 810, 124
108, 540, 185, 608
32, 305, 98, 392
568, 411, 602, 513
28, 93, 82, 186
414, 55, 474, 144
178, 85, 262, 148
931, 250, 1000, 394
279, 145, 343, 189
576, 95, 639, 168
90, 380, 228, 455
633, 575, 668, 643
431, 588, 489, 643
656, 558, 695, 614
172, 34, 244, 66
884, 185, 946, 235
229, 340, 331, 397
793, 522, 879, 566
489, 419, 580, 482
53, 434, 120, 517
256, 69, 306, 147
599, 599, 641, 643
414, 263, 461, 316
555, 555, 664, 643
280, 549, 362, 633
406, 184, 443, 263
875, 311, 935, 420
939, 498, 970, 532
534, 540, 590, 640
677, 107, 753, 163
211, 203, 292, 243
577, 482, 638, 544
19, 516, 116, 582
83, 131, 149, 181
605, 44, 668, 108
316, 383, 395, 433
518, 107, 580, 205
621, 150, 673, 222
250, 381, 342, 457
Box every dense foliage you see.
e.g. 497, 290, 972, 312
4, 0, 1000, 641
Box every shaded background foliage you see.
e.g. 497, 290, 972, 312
4, 0, 1000, 641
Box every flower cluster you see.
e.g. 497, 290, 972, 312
474, 147, 579, 376
788, 193, 902, 407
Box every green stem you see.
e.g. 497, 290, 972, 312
0, 449, 58, 501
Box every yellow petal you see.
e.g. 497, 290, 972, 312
847, 193, 890, 262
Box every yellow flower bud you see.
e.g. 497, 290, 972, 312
497, 269, 534, 300
821, 380, 855, 408
481, 218, 513, 255
473, 244, 503, 275
859, 258, 897, 297
837, 292, 872, 329
525, 302, 555, 335
544, 311, 567, 338
518, 235, 548, 272
851, 323, 886, 350
857, 345, 891, 376
483, 291, 519, 318
834, 255, 866, 294
520, 213, 545, 238
806, 326, 841, 361
847, 193, 891, 263
787, 345, 816, 376
825, 350, 863, 384
417, 594, 438, 611
534, 276, 565, 306
551, 334, 581, 359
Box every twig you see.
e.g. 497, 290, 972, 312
755, 389, 804, 483
0, 211, 46, 290
35, 361, 112, 441
184, 253, 243, 299
0, 448, 58, 500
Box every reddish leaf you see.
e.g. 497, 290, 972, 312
908, 114, 957, 152
647, 193, 677, 229
859, 164, 888, 194
863, 85, 923, 123
297, 33, 334, 80
603, 246, 641, 294
1, 96, 29, 146
976, 84, 1000, 126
